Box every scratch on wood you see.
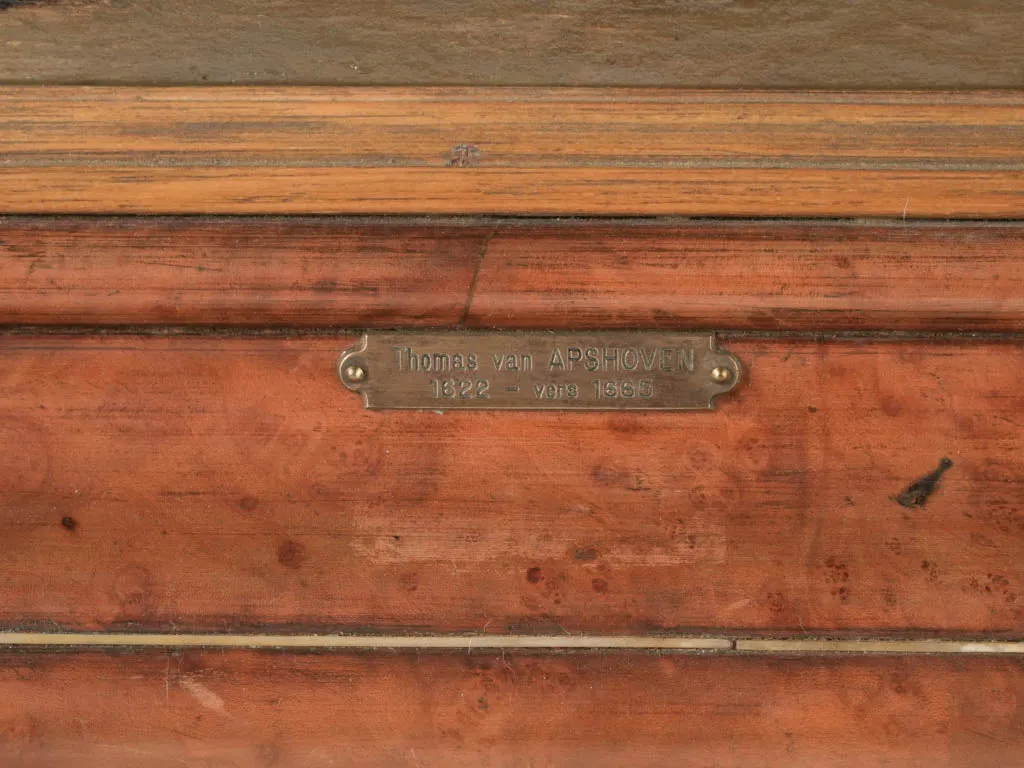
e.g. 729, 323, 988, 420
180, 677, 227, 715
460, 224, 497, 326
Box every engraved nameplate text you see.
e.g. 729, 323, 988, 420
338, 331, 742, 411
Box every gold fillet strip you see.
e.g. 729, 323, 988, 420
735, 639, 1024, 654
0, 633, 1022, 654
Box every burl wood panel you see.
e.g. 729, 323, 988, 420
1, 335, 1021, 635
0, 89, 1020, 216
1, 0, 1021, 89
3, 219, 1024, 331
1, 650, 1020, 767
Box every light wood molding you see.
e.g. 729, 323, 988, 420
1, 88, 1021, 216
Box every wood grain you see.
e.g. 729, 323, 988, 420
1, 0, 1022, 89
1, 650, 1020, 766
473, 222, 1024, 332
4, 219, 1024, 331
0, 89, 1020, 216
1, 335, 1021, 635
0, 218, 488, 327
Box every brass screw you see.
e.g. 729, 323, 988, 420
344, 364, 366, 382
711, 366, 732, 384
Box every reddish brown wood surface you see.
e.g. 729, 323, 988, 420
3, 219, 1024, 331
0, 218, 487, 327
1, 335, 1021, 635
1, 649, 1020, 766
472, 222, 1024, 332
0, 88, 1021, 216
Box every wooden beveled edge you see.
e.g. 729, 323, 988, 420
0, 634, 1022, 655
4, 218, 1024, 332
0, 87, 1021, 216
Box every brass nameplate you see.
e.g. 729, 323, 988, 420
338, 332, 741, 411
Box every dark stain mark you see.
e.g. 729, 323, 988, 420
477, 696, 489, 711
399, 571, 418, 593
966, 574, 1016, 604
446, 144, 481, 167
688, 485, 709, 508
921, 560, 940, 583
574, 548, 598, 561
277, 540, 306, 570
392, 535, 401, 542
989, 574, 1010, 591
895, 457, 954, 508
113, 565, 156, 620
628, 476, 651, 493
688, 449, 711, 470
1, 0, 100, 8
970, 532, 997, 549
880, 396, 903, 417
825, 557, 850, 602
238, 496, 259, 511
607, 416, 645, 435
137, 260, 223, 273
60, 516, 78, 532
591, 578, 609, 594
590, 464, 630, 486
825, 557, 849, 583
526, 567, 544, 584
311, 279, 339, 293
807, 406, 818, 413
